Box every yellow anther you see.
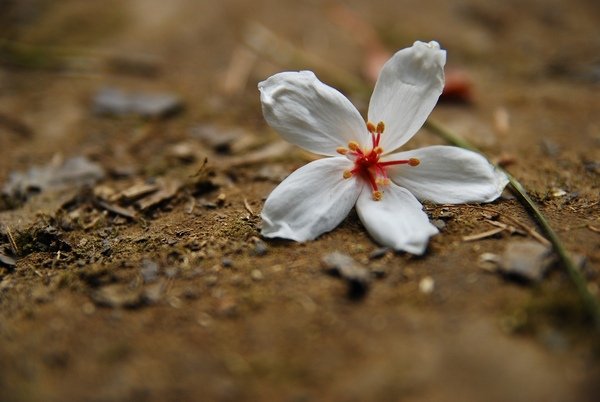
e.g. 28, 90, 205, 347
366, 121, 376, 133
376, 121, 385, 134
373, 146, 383, 154
336, 147, 348, 155
372, 191, 383, 201
376, 178, 391, 186
348, 141, 360, 151
343, 170, 353, 179
409, 158, 420, 166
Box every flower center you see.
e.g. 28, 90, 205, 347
337, 121, 420, 201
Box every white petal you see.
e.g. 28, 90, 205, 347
368, 41, 446, 152
385, 146, 509, 203
261, 157, 363, 242
355, 183, 438, 254
259, 71, 369, 156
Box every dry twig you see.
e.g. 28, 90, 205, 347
462, 227, 506, 242
243, 198, 256, 216
6, 226, 18, 255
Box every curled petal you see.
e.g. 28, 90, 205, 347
385, 146, 509, 203
259, 71, 369, 156
368, 41, 446, 152
261, 157, 363, 242
356, 183, 438, 254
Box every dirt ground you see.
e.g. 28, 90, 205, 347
1, 0, 599, 401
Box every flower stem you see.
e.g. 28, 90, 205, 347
424, 119, 600, 330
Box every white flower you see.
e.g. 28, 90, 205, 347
258, 41, 508, 254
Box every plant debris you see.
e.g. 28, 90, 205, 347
135, 179, 181, 211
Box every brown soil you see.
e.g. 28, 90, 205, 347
1, 1, 599, 401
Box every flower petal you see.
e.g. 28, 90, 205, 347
385, 145, 509, 203
356, 183, 438, 254
261, 157, 363, 242
368, 41, 446, 152
259, 71, 369, 156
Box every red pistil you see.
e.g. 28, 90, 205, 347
339, 121, 420, 200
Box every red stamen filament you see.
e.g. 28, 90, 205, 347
343, 121, 420, 200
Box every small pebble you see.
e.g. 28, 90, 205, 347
140, 259, 159, 283
205, 275, 219, 286
229, 274, 246, 287
168, 296, 183, 309
189, 124, 243, 153
431, 219, 446, 230
250, 269, 263, 281
253, 240, 268, 256
222, 258, 233, 268
197, 312, 213, 328
549, 187, 567, 198
498, 240, 554, 283
478, 252, 501, 272
437, 210, 455, 219
82, 302, 96, 315
216, 297, 238, 318
419, 276, 435, 294
164, 267, 178, 278
91, 284, 143, 308
270, 264, 283, 273
322, 251, 371, 299
142, 281, 164, 304
92, 87, 182, 118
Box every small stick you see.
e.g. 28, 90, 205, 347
243, 198, 255, 216
185, 196, 196, 214
462, 227, 506, 242
52, 250, 62, 269
93, 199, 138, 220
6, 226, 18, 255
484, 219, 526, 236
431, 204, 550, 246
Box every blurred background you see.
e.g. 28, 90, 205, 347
1, 0, 599, 163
